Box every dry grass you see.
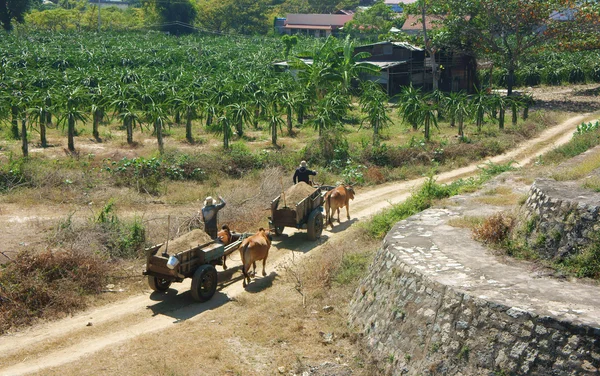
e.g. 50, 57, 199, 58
472, 212, 516, 245
0, 249, 110, 334
448, 216, 485, 229
29, 227, 380, 376
551, 151, 600, 181
474, 186, 523, 206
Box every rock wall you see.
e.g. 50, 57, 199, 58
349, 210, 600, 376
518, 178, 600, 259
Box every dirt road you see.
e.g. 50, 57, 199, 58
0, 113, 595, 376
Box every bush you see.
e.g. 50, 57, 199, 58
556, 239, 600, 279
472, 212, 515, 244
0, 249, 109, 334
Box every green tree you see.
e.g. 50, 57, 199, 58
345, 1, 404, 40
441, 0, 591, 95
0, 0, 32, 31
143, 0, 197, 34
281, 34, 298, 60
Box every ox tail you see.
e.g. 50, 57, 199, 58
325, 191, 332, 228
240, 242, 250, 282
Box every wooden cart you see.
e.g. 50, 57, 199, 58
268, 185, 334, 241
143, 234, 246, 302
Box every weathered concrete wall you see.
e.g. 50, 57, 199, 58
349, 208, 600, 376
518, 178, 600, 259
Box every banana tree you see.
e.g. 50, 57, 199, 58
359, 81, 392, 146
334, 35, 380, 95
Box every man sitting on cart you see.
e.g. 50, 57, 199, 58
293, 161, 317, 185
201, 195, 226, 239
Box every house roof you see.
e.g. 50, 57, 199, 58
274, 58, 410, 70
367, 60, 410, 69
285, 14, 354, 27
285, 24, 333, 30
384, 0, 418, 5
356, 40, 424, 52
401, 14, 444, 31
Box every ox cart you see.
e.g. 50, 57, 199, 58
143, 234, 246, 302
269, 185, 334, 241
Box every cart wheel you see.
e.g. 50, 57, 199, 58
273, 226, 285, 236
147, 275, 172, 292
191, 264, 218, 302
307, 210, 323, 241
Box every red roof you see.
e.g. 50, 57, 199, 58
401, 14, 444, 31
285, 25, 333, 30
285, 14, 353, 28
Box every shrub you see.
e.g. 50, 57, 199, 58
472, 212, 515, 244
555, 237, 600, 279
0, 249, 109, 334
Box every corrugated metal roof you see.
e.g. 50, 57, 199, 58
367, 60, 410, 69
285, 14, 353, 27
285, 24, 333, 30
356, 40, 423, 52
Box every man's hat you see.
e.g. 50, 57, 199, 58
204, 196, 214, 206
300, 160, 307, 167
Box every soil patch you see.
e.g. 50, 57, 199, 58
277, 182, 317, 210
164, 229, 213, 254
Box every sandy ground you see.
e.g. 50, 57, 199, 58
0, 107, 597, 375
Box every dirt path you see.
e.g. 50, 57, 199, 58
0, 113, 596, 376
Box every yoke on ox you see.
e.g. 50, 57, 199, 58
324, 185, 355, 229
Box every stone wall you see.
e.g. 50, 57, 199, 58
518, 178, 600, 259
349, 209, 600, 376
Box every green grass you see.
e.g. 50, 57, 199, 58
554, 238, 600, 279
551, 151, 600, 181
540, 128, 600, 165
364, 161, 517, 239
333, 252, 373, 285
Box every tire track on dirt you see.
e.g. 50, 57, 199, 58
0, 113, 594, 376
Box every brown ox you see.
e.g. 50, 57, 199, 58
324, 185, 355, 229
239, 228, 272, 287
218, 224, 233, 270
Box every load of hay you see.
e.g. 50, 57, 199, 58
276, 182, 317, 210
165, 229, 213, 254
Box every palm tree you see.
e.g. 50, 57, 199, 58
490, 94, 509, 130
173, 89, 201, 143
417, 94, 439, 141
309, 91, 349, 137
470, 89, 491, 132
397, 84, 422, 131
58, 87, 88, 153
266, 105, 285, 147
217, 112, 233, 149
508, 96, 524, 126
90, 86, 109, 141
445, 91, 470, 138
359, 81, 391, 146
